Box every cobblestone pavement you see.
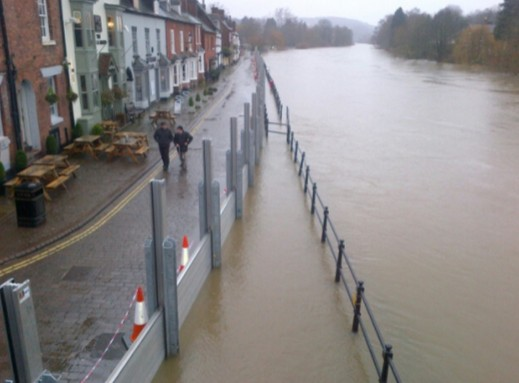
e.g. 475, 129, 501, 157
0, 55, 258, 382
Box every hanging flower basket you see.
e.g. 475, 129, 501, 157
101, 89, 114, 106
112, 85, 126, 100
66, 88, 78, 102
45, 88, 58, 104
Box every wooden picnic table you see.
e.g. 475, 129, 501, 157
34, 154, 71, 168
149, 110, 175, 127
73, 135, 103, 159
115, 131, 149, 147
111, 136, 142, 163
17, 164, 61, 200
101, 120, 120, 139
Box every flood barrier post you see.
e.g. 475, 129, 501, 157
294, 141, 299, 163
150, 179, 166, 310
298, 152, 305, 176
352, 281, 365, 333
252, 92, 260, 165
244, 102, 250, 165
235, 151, 244, 218
162, 237, 179, 356
335, 240, 345, 283
290, 131, 294, 152
230, 118, 238, 192
321, 207, 329, 243
380, 344, 393, 383
211, 180, 221, 268
311, 183, 317, 215
304, 166, 310, 194
144, 239, 156, 314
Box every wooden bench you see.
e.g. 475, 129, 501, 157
59, 164, 80, 178
134, 145, 149, 157
45, 175, 70, 191
63, 143, 77, 154
4, 177, 22, 199
94, 143, 110, 152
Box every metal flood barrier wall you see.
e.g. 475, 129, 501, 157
107, 53, 264, 383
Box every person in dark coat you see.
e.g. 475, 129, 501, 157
153, 122, 174, 171
173, 125, 193, 169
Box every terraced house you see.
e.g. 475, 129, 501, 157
0, 0, 239, 175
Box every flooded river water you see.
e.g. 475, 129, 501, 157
155, 45, 519, 382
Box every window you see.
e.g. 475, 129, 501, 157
145, 28, 150, 55
179, 30, 184, 52
92, 74, 99, 108
173, 65, 178, 85
135, 72, 143, 101
74, 11, 83, 47
38, 0, 50, 42
156, 29, 161, 54
84, 12, 94, 47
195, 26, 201, 45
160, 67, 168, 92
80, 75, 89, 110
107, 16, 115, 47
170, 29, 175, 54
132, 27, 138, 55
48, 77, 58, 117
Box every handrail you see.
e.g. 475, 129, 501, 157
274, 101, 403, 381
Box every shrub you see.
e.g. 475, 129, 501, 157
90, 124, 104, 136
72, 122, 83, 139
15, 150, 27, 172
195, 93, 201, 102
45, 135, 58, 154
188, 96, 194, 108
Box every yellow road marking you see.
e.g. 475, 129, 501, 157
0, 89, 228, 277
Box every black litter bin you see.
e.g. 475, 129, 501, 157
14, 182, 46, 227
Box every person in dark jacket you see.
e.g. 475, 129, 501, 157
173, 125, 193, 169
153, 122, 174, 171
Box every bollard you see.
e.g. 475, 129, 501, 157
304, 166, 310, 194
335, 240, 345, 283
380, 344, 393, 383
311, 183, 317, 215
352, 281, 364, 333
321, 207, 329, 243
298, 152, 305, 176
294, 141, 299, 163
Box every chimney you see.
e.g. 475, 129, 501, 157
154, 0, 160, 14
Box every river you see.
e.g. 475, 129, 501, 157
154, 44, 519, 382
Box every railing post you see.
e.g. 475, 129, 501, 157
294, 141, 299, 163
335, 240, 345, 283
379, 344, 393, 383
310, 183, 317, 215
304, 166, 310, 193
352, 281, 364, 333
298, 152, 305, 176
321, 207, 329, 243
290, 131, 294, 152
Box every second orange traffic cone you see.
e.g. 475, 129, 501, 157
130, 286, 148, 342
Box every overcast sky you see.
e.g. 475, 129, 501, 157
212, 0, 499, 25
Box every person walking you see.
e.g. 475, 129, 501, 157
173, 125, 193, 169
153, 122, 174, 171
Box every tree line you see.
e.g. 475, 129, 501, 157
237, 9, 353, 50
372, 1, 519, 73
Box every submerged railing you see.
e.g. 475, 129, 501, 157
285, 112, 402, 383
263, 58, 402, 381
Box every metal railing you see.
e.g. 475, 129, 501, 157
278, 111, 403, 383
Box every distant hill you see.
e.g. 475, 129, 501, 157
301, 17, 375, 43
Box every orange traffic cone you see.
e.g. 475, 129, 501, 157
178, 235, 189, 273
130, 286, 148, 342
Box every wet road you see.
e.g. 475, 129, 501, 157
0, 56, 258, 382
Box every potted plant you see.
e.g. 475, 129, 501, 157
45, 135, 58, 154
90, 123, 104, 136
15, 150, 27, 172
112, 85, 126, 101
72, 122, 83, 140
45, 88, 58, 104
66, 88, 78, 102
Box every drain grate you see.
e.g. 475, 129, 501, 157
62, 266, 95, 281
